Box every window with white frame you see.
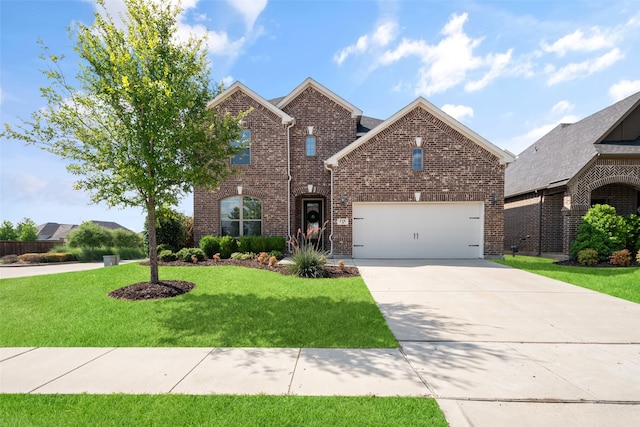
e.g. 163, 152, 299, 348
220, 196, 262, 237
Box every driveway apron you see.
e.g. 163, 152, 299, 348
355, 259, 640, 427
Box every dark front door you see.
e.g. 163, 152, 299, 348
303, 199, 323, 248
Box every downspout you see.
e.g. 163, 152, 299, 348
538, 192, 543, 256
286, 119, 295, 250
323, 161, 334, 256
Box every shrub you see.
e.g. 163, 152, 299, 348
577, 248, 599, 266
159, 250, 177, 262
18, 253, 44, 263
624, 214, 640, 255
114, 247, 146, 260
637, 249, 640, 264
219, 236, 238, 259
570, 204, 626, 261
68, 222, 113, 248
1, 254, 19, 264
610, 249, 631, 267
144, 209, 190, 253
112, 229, 143, 248
231, 252, 255, 260
199, 235, 220, 258
251, 236, 267, 253
268, 250, 283, 260
266, 236, 286, 252
175, 247, 205, 262
43, 253, 76, 263
237, 236, 254, 253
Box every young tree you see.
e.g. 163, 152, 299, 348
16, 218, 39, 242
68, 221, 113, 248
3, 0, 245, 284
0, 220, 18, 241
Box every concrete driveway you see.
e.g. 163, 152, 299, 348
355, 259, 640, 427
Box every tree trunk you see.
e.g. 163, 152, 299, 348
147, 199, 159, 284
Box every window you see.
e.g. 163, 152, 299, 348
305, 135, 316, 156
412, 148, 423, 171
221, 196, 262, 237
231, 129, 251, 165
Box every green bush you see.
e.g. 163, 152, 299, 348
237, 236, 254, 253
577, 248, 599, 266
623, 214, 640, 255
112, 229, 143, 248
219, 236, 238, 259
269, 250, 283, 260
266, 236, 286, 252
199, 235, 220, 258
610, 249, 631, 266
68, 222, 113, 248
42, 253, 76, 263
144, 210, 190, 253
231, 252, 255, 260
114, 247, 146, 260
159, 249, 177, 262
287, 246, 327, 278
570, 204, 626, 261
251, 236, 267, 253
16, 218, 38, 242
175, 247, 205, 262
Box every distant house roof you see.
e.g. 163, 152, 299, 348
37, 221, 131, 241
505, 91, 640, 198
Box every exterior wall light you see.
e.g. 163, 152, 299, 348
491, 193, 497, 206
340, 194, 346, 206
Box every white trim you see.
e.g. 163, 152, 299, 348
277, 77, 363, 118
208, 81, 294, 125
326, 97, 516, 166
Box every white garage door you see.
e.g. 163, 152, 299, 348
352, 202, 484, 259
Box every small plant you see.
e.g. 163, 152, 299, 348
266, 236, 287, 252
176, 247, 205, 262
191, 254, 199, 264
1, 254, 18, 264
159, 249, 177, 262
213, 253, 221, 262
610, 249, 631, 267
43, 253, 76, 263
257, 252, 269, 265
577, 248, 599, 266
268, 250, 283, 259
219, 236, 238, 259
231, 252, 255, 260
18, 253, 45, 263
287, 222, 329, 278
337, 260, 345, 270
268, 256, 277, 268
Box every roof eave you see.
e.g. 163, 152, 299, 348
277, 77, 363, 118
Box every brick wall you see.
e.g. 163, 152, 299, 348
330, 106, 506, 257
591, 183, 639, 215
541, 192, 564, 252
504, 193, 540, 254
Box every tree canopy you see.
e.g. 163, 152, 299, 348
3, 0, 246, 283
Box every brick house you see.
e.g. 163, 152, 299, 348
504, 91, 640, 256
194, 78, 515, 258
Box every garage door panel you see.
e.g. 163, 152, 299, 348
352, 203, 483, 259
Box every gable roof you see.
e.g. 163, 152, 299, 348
208, 81, 294, 125
277, 77, 363, 118
36, 221, 132, 241
505, 91, 640, 197
325, 97, 515, 167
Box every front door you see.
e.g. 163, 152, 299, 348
303, 199, 324, 248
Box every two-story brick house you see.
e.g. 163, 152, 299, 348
194, 78, 515, 258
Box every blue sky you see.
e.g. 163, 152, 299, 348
2, 0, 640, 232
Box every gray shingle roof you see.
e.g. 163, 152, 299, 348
505, 91, 640, 197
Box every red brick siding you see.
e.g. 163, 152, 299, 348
330, 106, 505, 257
541, 192, 564, 253
504, 193, 540, 254
591, 183, 639, 215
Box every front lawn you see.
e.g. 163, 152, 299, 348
0, 394, 448, 427
495, 255, 640, 304
0, 263, 397, 348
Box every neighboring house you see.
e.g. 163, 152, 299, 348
504, 91, 640, 256
194, 78, 515, 258
37, 221, 132, 241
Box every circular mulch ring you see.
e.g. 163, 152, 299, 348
109, 280, 196, 301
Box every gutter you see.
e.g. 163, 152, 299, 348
323, 160, 334, 256
286, 119, 296, 250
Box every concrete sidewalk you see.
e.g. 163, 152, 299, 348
1, 347, 428, 396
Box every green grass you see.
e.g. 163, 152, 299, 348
495, 255, 640, 304
0, 394, 447, 426
0, 263, 397, 348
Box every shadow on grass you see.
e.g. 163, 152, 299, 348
155, 292, 397, 348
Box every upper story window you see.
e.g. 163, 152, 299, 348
231, 129, 251, 165
305, 135, 316, 156
412, 148, 423, 171
220, 196, 262, 237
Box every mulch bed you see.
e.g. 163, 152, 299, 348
111, 258, 359, 301
555, 259, 639, 268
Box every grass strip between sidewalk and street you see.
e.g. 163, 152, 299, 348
495, 255, 640, 304
0, 394, 448, 427
0, 263, 397, 348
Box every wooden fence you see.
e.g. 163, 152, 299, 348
0, 240, 64, 257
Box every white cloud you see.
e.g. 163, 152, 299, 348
609, 79, 640, 101
541, 27, 618, 57
334, 21, 399, 65
546, 48, 623, 85
441, 104, 474, 122
227, 0, 267, 30
376, 13, 511, 96
221, 75, 234, 88
550, 100, 574, 115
